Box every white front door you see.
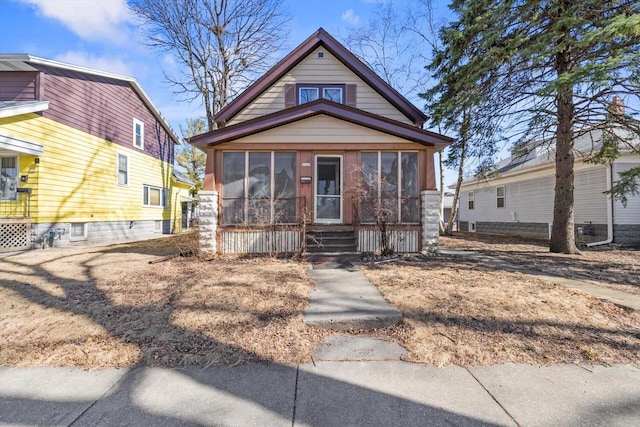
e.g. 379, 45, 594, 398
314, 155, 342, 224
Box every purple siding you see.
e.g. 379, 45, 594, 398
0, 71, 38, 101
33, 65, 173, 164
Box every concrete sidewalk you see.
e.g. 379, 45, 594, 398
439, 247, 640, 311
1, 362, 639, 426
304, 264, 402, 330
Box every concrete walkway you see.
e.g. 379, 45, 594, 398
1, 363, 639, 426
304, 263, 402, 330
439, 247, 640, 311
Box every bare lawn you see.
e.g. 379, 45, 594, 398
1, 233, 638, 368
0, 236, 329, 368
441, 233, 640, 295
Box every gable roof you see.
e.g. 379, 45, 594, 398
191, 99, 451, 148
457, 128, 639, 188
0, 54, 179, 144
213, 28, 428, 127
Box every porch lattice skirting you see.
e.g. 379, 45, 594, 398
198, 190, 219, 254
0, 218, 31, 252
421, 190, 440, 250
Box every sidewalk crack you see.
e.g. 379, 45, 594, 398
291, 364, 300, 427
465, 367, 521, 427
67, 367, 133, 426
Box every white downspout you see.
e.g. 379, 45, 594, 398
587, 163, 614, 247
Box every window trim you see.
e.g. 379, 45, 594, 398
117, 152, 129, 186
69, 223, 88, 241
468, 191, 475, 210
322, 87, 343, 103
143, 184, 167, 208
133, 118, 144, 150
296, 83, 346, 105
496, 186, 505, 208
298, 87, 319, 104
0, 154, 19, 201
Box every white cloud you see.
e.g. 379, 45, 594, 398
19, 0, 133, 43
54, 51, 133, 76
341, 9, 360, 25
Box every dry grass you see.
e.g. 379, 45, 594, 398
1, 232, 639, 368
363, 253, 640, 367
0, 235, 329, 368
441, 233, 640, 295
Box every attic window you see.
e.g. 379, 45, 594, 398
297, 84, 345, 105
317, 52, 325, 58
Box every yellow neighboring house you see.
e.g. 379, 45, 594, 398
0, 55, 193, 252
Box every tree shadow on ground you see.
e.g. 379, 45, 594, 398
0, 245, 507, 426
442, 233, 639, 291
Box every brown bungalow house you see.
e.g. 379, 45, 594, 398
190, 28, 452, 255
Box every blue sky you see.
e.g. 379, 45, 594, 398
0, 0, 461, 184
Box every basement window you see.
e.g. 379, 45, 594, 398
70, 223, 87, 241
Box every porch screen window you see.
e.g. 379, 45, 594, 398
222, 152, 297, 225
359, 152, 419, 224
0, 156, 18, 201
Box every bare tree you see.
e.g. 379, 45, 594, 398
129, 0, 290, 131
342, 1, 432, 103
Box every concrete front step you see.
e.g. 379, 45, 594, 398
306, 230, 355, 238
306, 229, 357, 254
306, 245, 358, 253
304, 253, 361, 265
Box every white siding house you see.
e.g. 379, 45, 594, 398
457, 131, 640, 246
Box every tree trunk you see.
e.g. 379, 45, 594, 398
438, 149, 446, 235
445, 110, 469, 235
550, 47, 579, 254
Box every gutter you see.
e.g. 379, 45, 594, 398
586, 163, 614, 247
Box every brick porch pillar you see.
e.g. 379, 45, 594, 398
198, 190, 218, 254
421, 190, 440, 251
